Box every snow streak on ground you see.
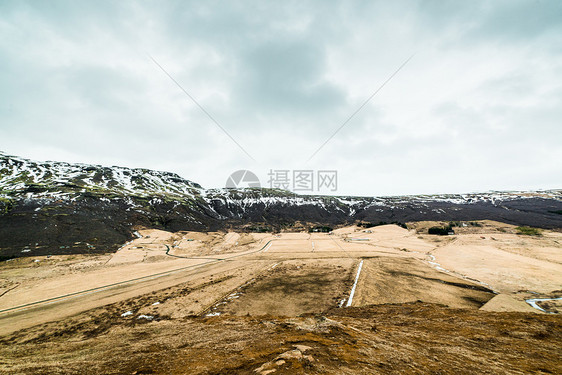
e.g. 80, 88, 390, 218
346, 260, 364, 307
526, 297, 562, 314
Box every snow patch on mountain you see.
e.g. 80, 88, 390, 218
1, 152, 561, 212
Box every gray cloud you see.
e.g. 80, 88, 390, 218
0, 0, 560, 195
235, 41, 345, 115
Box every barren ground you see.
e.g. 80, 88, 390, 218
0, 221, 561, 374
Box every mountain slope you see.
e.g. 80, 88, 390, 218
1, 152, 561, 258
0, 152, 203, 198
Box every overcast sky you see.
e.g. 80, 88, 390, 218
1, 0, 561, 196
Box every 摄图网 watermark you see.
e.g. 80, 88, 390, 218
267, 169, 337, 192
225, 169, 338, 193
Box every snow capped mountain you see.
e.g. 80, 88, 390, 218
2, 151, 560, 209
0, 152, 203, 200
1, 151, 561, 259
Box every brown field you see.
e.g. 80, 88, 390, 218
0, 221, 561, 374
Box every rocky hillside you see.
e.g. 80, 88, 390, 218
0, 151, 203, 198
1, 152, 561, 259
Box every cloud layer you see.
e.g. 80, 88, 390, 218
1, 0, 561, 195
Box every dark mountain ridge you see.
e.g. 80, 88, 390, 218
1, 152, 561, 259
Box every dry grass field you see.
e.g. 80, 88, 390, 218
0, 221, 561, 374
